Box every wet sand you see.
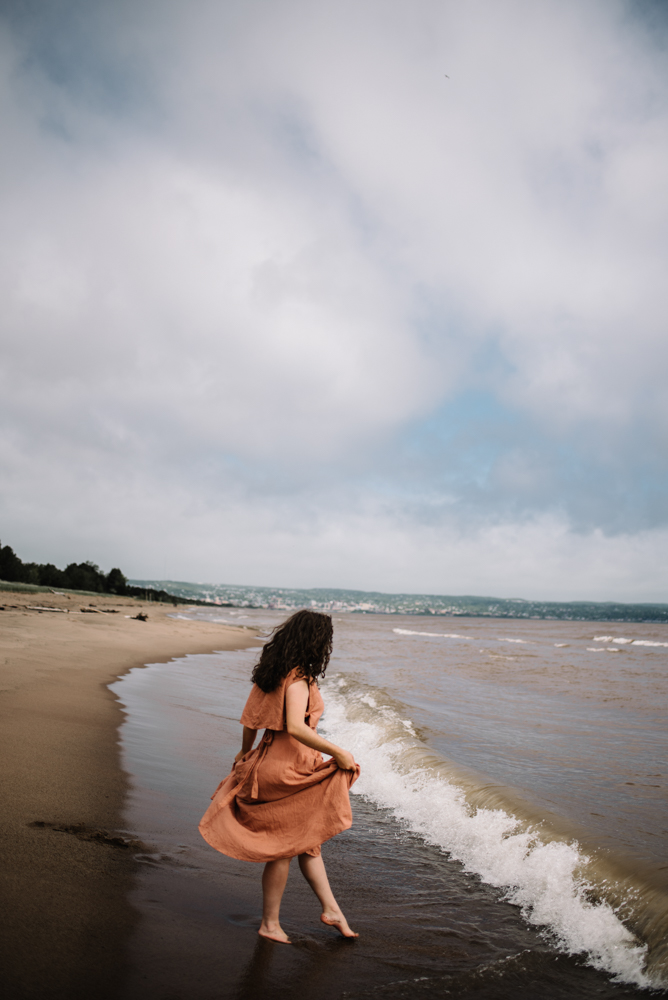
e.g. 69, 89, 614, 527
112, 643, 657, 1000
0, 590, 260, 1000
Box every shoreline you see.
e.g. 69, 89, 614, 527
0, 590, 261, 1000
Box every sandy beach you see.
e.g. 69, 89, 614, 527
3, 594, 664, 1000
0, 590, 260, 1000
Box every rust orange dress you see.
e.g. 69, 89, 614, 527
199, 669, 360, 862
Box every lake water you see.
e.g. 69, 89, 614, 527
110, 610, 668, 999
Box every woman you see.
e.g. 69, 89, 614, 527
199, 609, 360, 943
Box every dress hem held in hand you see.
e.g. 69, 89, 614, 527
198, 669, 360, 863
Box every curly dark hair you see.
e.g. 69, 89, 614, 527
251, 609, 333, 693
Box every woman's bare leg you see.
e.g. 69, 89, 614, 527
259, 858, 292, 943
298, 853, 358, 938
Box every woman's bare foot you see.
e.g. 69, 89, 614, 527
258, 921, 291, 944
321, 909, 359, 938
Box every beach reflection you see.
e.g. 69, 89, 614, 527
233, 934, 357, 1000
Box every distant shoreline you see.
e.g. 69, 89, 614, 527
2, 565, 664, 621
129, 579, 668, 623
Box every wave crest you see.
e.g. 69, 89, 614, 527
321, 674, 661, 988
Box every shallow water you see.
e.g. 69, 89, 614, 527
110, 611, 668, 998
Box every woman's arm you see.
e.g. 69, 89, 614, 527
285, 679, 356, 770
234, 725, 258, 764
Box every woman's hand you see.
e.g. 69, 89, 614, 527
332, 748, 356, 771
234, 749, 246, 764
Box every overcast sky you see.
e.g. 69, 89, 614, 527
1, 0, 667, 601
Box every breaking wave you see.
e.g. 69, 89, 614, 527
321, 675, 668, 989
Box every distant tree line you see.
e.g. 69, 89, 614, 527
0, 543, 206, 605
0, 543, 125, 592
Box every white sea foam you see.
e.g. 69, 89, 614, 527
587, 647, 621, 652
393, 628, 471, 639
593, 636, 668, 647
321, 678, 651, 988
392, 629, 533, 645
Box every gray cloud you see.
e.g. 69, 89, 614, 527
1, 0, 667, 599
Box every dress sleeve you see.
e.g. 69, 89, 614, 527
240, 683, 286, 730
286, 670, 308, 689
239, 669, 310, 730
